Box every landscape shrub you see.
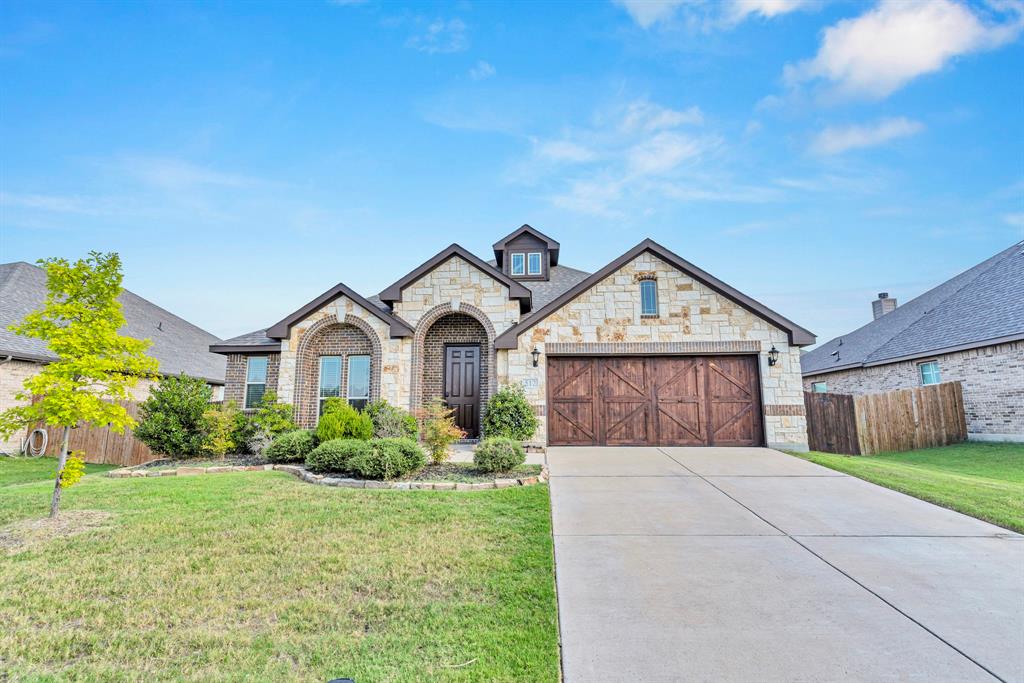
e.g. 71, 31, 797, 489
365, 399, 418, 439
232, 391, 296, 455
482, 384, 538, 441
135, 374, 213, 457
473, 437, 526, 473
265, 429, 315, 463
419, 399, 465, 465
315, 398, 373, 442
305, 438, 371, 473
201, 401, 240, 457
349, 438, 426, 480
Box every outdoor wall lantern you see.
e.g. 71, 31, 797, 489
531, 347, 541, 367
767, 345, 780, 367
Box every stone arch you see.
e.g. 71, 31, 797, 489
292, 312, 384, 428
411, 302, 497, 435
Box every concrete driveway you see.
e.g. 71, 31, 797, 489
548, 446, 1023, 683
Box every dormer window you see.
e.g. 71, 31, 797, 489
492, 224, 560, 282
527, 252, 542, 275
511, 253, 525, 276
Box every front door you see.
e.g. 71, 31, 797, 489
444, 345, 480, 438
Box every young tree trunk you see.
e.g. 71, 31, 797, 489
49, 426, 71, 519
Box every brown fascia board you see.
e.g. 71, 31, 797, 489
378, 243, 533, 313
494, 238, 816, 349
265, 282, 414, 340
209, 343, 282, 354
803, 332, 1024, 376
491, 224, 561, 266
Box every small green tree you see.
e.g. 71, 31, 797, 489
418, 399, 465, 465
135, 374, 213, 456
202, 401, 240, 458
0, 253, 159, 517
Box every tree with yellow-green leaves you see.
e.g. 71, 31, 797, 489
0, 252, 159, 517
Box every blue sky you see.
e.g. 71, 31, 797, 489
1, 0, 1022, 346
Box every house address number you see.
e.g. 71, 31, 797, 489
521, 378, 539, 390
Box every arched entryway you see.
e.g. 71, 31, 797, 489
412, 304, 496, 439
293, 314, 382, 428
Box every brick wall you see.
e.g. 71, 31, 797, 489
421, 313, 490, 434
803, 341, 1024, 440
293, 323, 377, 429
224, 353, 280, 409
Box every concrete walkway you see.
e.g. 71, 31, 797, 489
548, 446, 1023, 683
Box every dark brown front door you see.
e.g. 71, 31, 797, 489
444, 345, 480, 438
547, 355, 763, 447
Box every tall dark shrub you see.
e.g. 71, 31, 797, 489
482, 384, 538, 441
135, 374, 213, 456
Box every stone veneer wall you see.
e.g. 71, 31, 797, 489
803, 340, 1024, 441
293, 322, 375, 428
224, 353, 281, 409
498, 252, 808, 450
421, 313, 490, 430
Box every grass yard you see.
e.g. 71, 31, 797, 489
0, 456, 115, 488
797, 442, 1024, 533
0, 457, 560, 682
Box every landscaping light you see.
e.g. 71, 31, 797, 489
767, 345, 780, 367
531, 347, 541, 367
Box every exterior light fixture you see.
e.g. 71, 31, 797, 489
531, 347, 541, 367
767, 345, 780, 367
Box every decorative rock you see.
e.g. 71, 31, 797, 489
273, 465, 302, 474
176, 467, 204, 476
146, 471, 163, 477
130, 470, 147, 477
245, 465, 263, 471
433, 482, 456, 491
263, 464, 274, 470
160, 470, 177, 476
471, 482, 495, 490
519, 476, 539, 486
321, 477, 342, 486
363, 480, 390, 489
107, 470, 129, 478
206, 466, 232, 474
393, 482, 411, 490
455, 483, 473, 491
411, 482, 433, 490
495, 478, 518, 488
336, 479, 364, 489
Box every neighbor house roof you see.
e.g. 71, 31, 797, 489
801, 240, 1024, 376
0, 261, 226, 383
494, 239, 816, 349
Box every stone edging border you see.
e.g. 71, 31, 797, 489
106, 462, 549, 491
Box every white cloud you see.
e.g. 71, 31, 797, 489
811, 117, 924, 155
1004, 212, 1024, 228
786, 0, 1024, 100
406, 18, 468, 54
118, 156, 259, 190
534, 139, 599, 163
621, 100, 703, 132
613, 0, 687, 28
550, 178, 624, 217
469, 60, 496, 80
724, 0, 813, 24
627, 131, 703, 174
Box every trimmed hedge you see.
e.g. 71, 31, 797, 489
315, 399, 373, 442
265, 429, 315, 463
473, 437, 526, 473
306, 438, 372, 473
482, 384, 538, 441
365, 399, 419, 439
349, 438, 426, 480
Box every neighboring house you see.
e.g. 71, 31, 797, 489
212, 225, 815, 450
0, 261, 227, 453
801, 241, 1024, 442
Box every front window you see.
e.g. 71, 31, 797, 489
919, 361, 940, 386
527, 252, 542, 275
318, 356, 342, 415
245, 356, 268, 409
347, 355, 370, 411
811, 382, 827, 393
510, 252, 525, 276
640, 279, 658, 316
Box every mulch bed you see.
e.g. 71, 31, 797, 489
140, 455, 268, 469
397, 462, 543, 483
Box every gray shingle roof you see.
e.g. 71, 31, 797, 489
485, 261, 592, 309
0, 261, 226, 383
216, 329, 278, 347
801, 241, 1024, 376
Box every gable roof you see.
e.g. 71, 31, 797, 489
263, 281, 414, 341
0, 261, 226, 383
379, 243, 533, 313
492, 224, 560, 266
802, 240, 1024, 376
494, 239, 816, 349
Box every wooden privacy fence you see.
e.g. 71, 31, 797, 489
804, 381, 967, 456
28, 399, 155, 467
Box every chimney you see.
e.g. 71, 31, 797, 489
872, 292, 897, 320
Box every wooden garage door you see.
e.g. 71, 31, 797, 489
547, 355, 763, 447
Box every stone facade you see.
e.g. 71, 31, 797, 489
293, 321, 375, 428
499, 252, 808, 450
803, 341, 1024, 441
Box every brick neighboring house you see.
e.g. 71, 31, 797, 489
212, 225, 816, 450
801, 241, 1024, 443
0, 261, 227, 453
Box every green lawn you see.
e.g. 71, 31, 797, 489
0, 457, 560, 682
797, 442, 1024, 533
0, 456, 115, 487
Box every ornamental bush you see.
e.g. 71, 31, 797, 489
482, 384, 538, 441
135, 374, 213, 457
473, 437, 526, 473
265, 429, 315, 463
201, 401, 240, 457
232, 391, 296, 455
365, 399, 418, 439
348, 437, 426, 480
305, 438, 371, 473
315, 399, 373, 443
